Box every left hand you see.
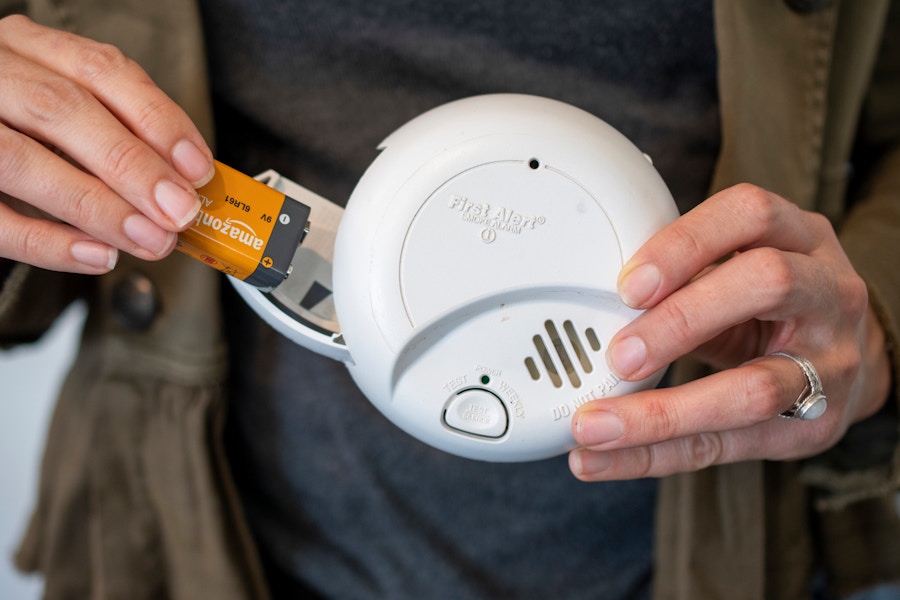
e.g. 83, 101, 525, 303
570, 183, 892, 481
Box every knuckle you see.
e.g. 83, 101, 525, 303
132, 96, 182, 139
73, 41, 132, 84
749, 247, 794, 301
62, 179, 107, 225
732, 183, 781, 230
0, 14, 31, 33
741, 363, 789, 421
11, 219, 53, 262
843, 272, 869, 320
729, 182, 765, 198
0, 127, 30, 177
682, 433, 723, 471
806, 210, 836, 240
668, 224, 707, 266
635, 446, 656, 478
641, 393, 680, 441
654, 299, 700, 349
835, 344, 862, 386
25, 77, 90, 124
100, 137, 148, 183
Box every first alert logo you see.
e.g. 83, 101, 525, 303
193, 210, 265, 251
447, 194, 546, 239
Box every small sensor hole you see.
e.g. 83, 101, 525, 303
528, 158, 541, 170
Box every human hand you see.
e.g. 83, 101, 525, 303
0, 15, 214, 274
570, 183, 893, 480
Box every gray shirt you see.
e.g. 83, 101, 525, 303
203, 1, 718, 597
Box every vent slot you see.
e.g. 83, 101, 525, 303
524, 356, 541, 381
525, 320, 602, 388
565, 320, 593, 374
545, 320, 581, 387
585, 327, 602, 352
532, 334, 562, 388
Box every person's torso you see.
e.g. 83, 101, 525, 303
201, 2, 718, 598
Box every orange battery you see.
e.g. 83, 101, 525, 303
177, 160, 310, 289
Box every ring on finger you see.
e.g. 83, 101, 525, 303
769, 351, 828, 421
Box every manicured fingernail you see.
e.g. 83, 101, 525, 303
619, 263, 660, 308
576, 411, 625, 446
570, 449, 612, 477
172, 139, 215, 187
608, 336, 647, 378
124, 214, 176, 256
155, 180, 201, 228
71, 241, 118, 271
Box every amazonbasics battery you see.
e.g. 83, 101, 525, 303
177, 160, 311, 289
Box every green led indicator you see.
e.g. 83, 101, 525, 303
481, 375, 491, 385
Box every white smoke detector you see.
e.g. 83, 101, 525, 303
231, 94, 678, 462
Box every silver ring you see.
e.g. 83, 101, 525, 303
769, 351, 828, 420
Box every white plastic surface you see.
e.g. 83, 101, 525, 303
332, 94, 678, 461
241, 94, 678, 461
230, 171, 350, 363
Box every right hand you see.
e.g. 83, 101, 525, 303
0, 15, 214, 274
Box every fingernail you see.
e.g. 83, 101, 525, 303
570, 449, 612, 477
575, 411, 625, 446
71, 241, 118, 271
155, 180, 201, 228
619, 263, 660, 308
608, 336, 647, 378
172, 139, 215, 187
124, 214, 176, 256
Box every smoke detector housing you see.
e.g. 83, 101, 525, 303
231, 94, 678, 462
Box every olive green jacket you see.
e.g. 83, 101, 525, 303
1, 1, 899, 599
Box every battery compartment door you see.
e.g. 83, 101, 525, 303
229, 170, 350, 363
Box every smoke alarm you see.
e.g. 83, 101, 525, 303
230, 94, 679, 462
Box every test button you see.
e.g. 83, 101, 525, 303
443, 389, 508, 439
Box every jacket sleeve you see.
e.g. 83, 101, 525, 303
0, 262, 86, 348
802, 2, 900, 510
0, 0, 25, 18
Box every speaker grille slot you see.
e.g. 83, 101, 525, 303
585, 327, 602, 352
532, 334, 562, 388
526, 320, 602, 389
564, 320, 593, 374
